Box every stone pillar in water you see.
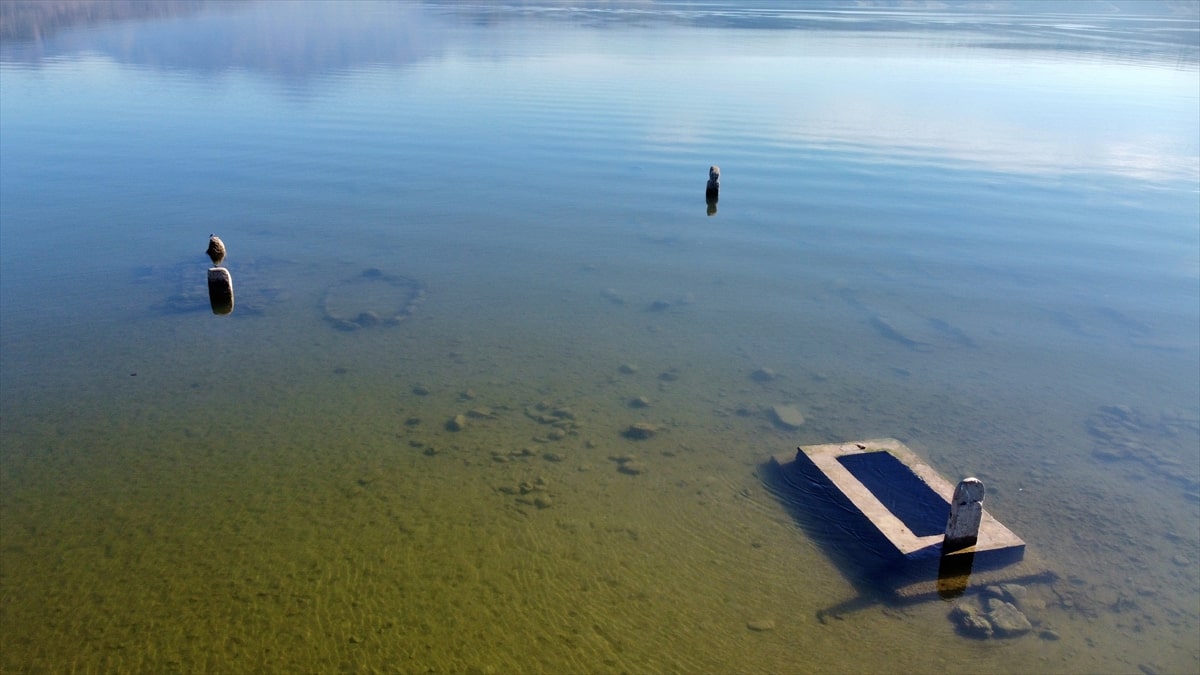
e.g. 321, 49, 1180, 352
706, 165, 720, 215
943, 477, 985, 552
206, 234, 234, 315
208, 267, 234, 315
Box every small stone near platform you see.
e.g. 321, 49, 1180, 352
950, 594, 1033, 639
986, 599, 1033, 638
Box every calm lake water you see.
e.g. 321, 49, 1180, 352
2, 1, 1198, 673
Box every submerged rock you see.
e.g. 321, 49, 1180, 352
446, 414, 467, 432
623, 422, 658, 440
950, 594, 1033, 640
746, 619, 774, 632
986, 599, 1033, 638
770, 405, 805, 430
750, 368, 777, 383
610, 454, 646, 475
601, 288, 626, 305
950, 600, 993, 639
618, 461, 646, 475
647, 299, 672, 312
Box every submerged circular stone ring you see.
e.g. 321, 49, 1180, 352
321, 268, 426, 331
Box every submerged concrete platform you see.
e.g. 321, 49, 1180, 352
766, 439, 1054, 607
772, 438, 1025, 561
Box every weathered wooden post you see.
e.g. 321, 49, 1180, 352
208, 267, 234, 315
943, 477, 985, 552
705, 165, 720, 215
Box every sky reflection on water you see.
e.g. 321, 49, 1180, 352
1, 2, 1198, 674
3, 1, 1197, 184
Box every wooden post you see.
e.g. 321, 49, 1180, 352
943, 477, 984, 552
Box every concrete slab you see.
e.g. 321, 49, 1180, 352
771, 438, 1025, 561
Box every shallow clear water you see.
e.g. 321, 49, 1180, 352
1, 2, 1198, 673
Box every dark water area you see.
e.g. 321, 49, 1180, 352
2, 1, 1198, 673
837, 451, 949, 538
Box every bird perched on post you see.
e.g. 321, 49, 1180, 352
206, 234, 226, 265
